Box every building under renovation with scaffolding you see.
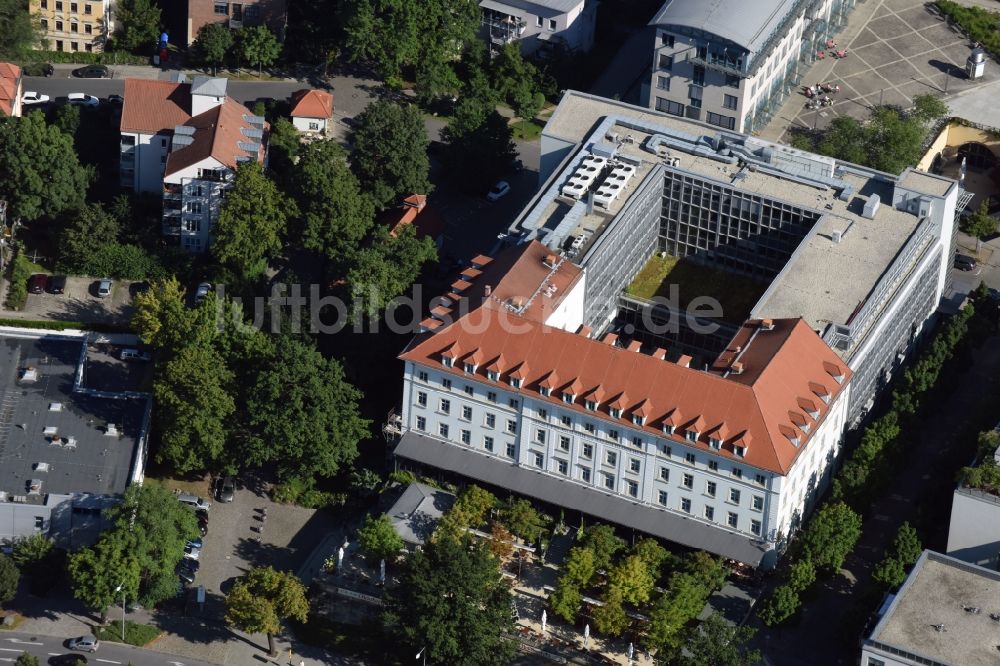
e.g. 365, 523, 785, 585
642, 0, 857, 134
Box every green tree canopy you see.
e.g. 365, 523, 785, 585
14, 652, 39, 666
680, 612, 761, 666
350, 100, 431, 209
67, 534, 141, 620
501, 498, 545, 542
384, 535, 514, 666
442, 95, 517, 192
872, 556, 907, 589
194, 22, 235, 73
237, 25, 281, 75
582, 524, 625, 572
10, 533, 52, 570
226, 566, 309, 656
267, 117, 302, 181
154, 343, 236, 474
0, 0, 44, 59
292, 139, 375, 264
447, 485, 497, 530
132, 277, 215, 355
0, 112, 92, 221
647, 571, 714, 653
0, 554, 18, 605
114, 0, 162, 52
347, 224, 437, 318
213, 161, 289, 281
891, 522, 923, 567
786, 558, 816, 593
633, 538, 668, 580
960, 201, 997, 240
591, 589, 629, 637
490, 44, 544, 119
758, 584, 800, 627
244, 334, 368, 481
606, 554, 656, 606
357, 514, 404, 564
800, 502, 863, 572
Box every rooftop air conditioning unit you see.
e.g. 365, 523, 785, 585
831, 230, 842, 244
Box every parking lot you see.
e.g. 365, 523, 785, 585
19, 276, 137, 324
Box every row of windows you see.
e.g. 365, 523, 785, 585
39, 0, 95, 13
41, 18, 95, 33
51, 38, 93, 51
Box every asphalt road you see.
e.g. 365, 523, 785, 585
20, 75, 307, 106
0, 633, 217, 666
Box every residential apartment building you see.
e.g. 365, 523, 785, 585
392, 91, 960, 567
119, 75, 267, 252
0, 63, 23, 117
861, 550, 1000, 666
479, 0, 596, 56
643, 0, 857, 133
184, 0, 286, 45
946, 440, 1000, 570
30, 0, 113, 53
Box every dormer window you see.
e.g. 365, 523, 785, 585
585, 400, 596, 411
487, 370, 499, 382
464, 363, 477, 374
632, 415, 645, 426
709, 438, 721, 450
609, 407, 621, 419
442, 356, 454, 368
734, 445, 746, 458
663, 424, 675, 436
540, 387, 551, 397
686, 430, 698, 442
510, 377, 522, 389
563, 392, 575, 404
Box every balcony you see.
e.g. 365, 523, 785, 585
228, 18, 242, 29
163, 184, 182, 200
687, 53, 746, 79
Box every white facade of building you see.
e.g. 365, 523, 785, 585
480, 0, 596, 55
162, 160, 233, 253
119, 130, 170, 194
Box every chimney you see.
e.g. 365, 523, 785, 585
544, 254, 558, 268
760, 319, 774, 331
730, 361, 744, 375
484, 285, 492, 297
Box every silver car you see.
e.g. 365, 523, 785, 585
68, 634, 100, 652
97, 278, 113, 298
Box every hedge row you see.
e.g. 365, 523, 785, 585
20, 50, 151, 66
934, 1, 1000, 59
0, 318, 132, 333
4, 250, 31, 310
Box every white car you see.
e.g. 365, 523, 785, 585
487, 180, 511, 202
21, 91, 50, 105
183, 545, 201, 561
67, 92, 100, 107
68, 634, 100, 652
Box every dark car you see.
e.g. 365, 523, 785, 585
49, 275, 67, 294
28, 273, 49, 294
72, 64, 109, 79
955, 254, 977, 271
107, 94, 124, 105
179, 558, 200, 573
216, 476, 236, 503
177, 567, 195, 584
24, 62, 54, 77
49, 656, 88, 666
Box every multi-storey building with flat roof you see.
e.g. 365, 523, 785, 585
479, 0, 596, 56
30, 0, 113, 53
390, 91, 961, 566
643, 0, 857, 133
119, 75, 268, 253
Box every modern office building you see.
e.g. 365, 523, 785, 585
945, 439, 1000, 570
392, 91, 960, 566
643, 0, 857, 133
30, 0, 114, 53
861, 550, 1000, 666
0, 329, 150, 549
479, 0, 596, 57
119, 75, 268, 252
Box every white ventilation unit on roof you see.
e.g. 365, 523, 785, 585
20, 368, 38, 382
105, 423, 119, 437
48, 402, 62, 412
862, 194, 880, 219
33, 462, 49, 473
43, 426, 58, 437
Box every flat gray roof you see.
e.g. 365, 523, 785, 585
480, 0, 582, 15
0, 335, 145, 501
395, 432, 767, 565
386, 482, 455, 546
866, 551, 1000, 666
649, 0, 798, 56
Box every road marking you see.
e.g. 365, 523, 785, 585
0, 649, 23, 653
96, 659, 122, 664
4, 639, 43, 645
167, 661, 186, 666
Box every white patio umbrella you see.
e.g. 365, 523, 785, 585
584, 623, 590, 648
541, 609, 547, 634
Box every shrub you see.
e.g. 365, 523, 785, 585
935, 1, 1000, 59
5, 251, 31, 311
18, 50, 150, 66
93, 620, 161, 646
758, 584, 800, 626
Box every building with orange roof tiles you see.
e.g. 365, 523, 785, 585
0, 63, 22, 118
390, 91, 961, 567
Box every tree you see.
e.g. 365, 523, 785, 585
0, 0, 44, 59
816, 116, 867, 166
10, 533, 53, 570
786, 558, 816, 593
757, 584, 800, 627
114, 0, 162, 52
633, 538, 668, 580
267, 117, 301, 180
213, 161, 288, 281
872, 556, 907, 589
960, 201, 996, 251
194, 22, 235, 74
442, 95, 517, 192
357, 514, 404, 564
680, 551, 728, 592
488, 524, 514, 560
910, 93, 949, 124
292, 139, 375, 264
0, 554, 18, 605
562, 546, 597, 587
647, 572, 713, 652
491, 44, 543, 119
447, 485, 497, 529
800, 502, 862, 572
237, 25, 281, 76
501, 498, 544, 542
680, 612, 761, 666
891, 522, 923, 567
351, 100, 431, 209
14, 653, 39, 666
0, 112, 92, 221
132, 277, 215, 355
52, 103, 82, 137
244, 335, 368, 481
591, 589, 629, 636
154, 344, 236, 474
548, 577, 583, 623
68, 534, 141, 622
582, 524, 625, 572
226, 566, 309, 657
383, 535, 514, 666
57, 203, 122, 273
347, 224, 437, 318
606, 554, 656, 605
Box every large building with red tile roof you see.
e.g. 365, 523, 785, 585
391, 92, 961, 566
0, 63, 23, 118
120, 75, 267, 252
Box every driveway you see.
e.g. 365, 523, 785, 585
15, 277, 136, 325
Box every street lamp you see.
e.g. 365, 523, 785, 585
415, 647, 426, 666
113, 581, 126, 642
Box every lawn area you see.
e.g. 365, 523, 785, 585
294, 616, 387, 661
144, 475, 212, 499
625, 254, 769, 323
94, 620, 162, 646
511, 118, 544, 141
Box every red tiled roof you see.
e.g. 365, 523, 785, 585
401, 307, 851, 475
289, 89, 333, 119
0, 63, 22, 117
120, 79, 193, 134
384, 194, 445, 241
165, 98, 267, 175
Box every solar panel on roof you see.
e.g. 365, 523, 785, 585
241, 127, 264, 139
174, 125, 196, 136
238, 141, 259, 153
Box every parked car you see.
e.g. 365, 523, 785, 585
68, 634, 99, 652
23, 62, 54, 77
177, 493, 210, 511
183, 545, 201, 560
72, 64, 109, 78
107, 94, 124, 105
28, 274, 49, 294
194, 282, 212, 302
216, 476, 235, 503
96, 278, 113, 297
177, 566, 196, 584
179, 557, 200, 572
49, 275, 67, 294
21, 91, 50, 105
487, 180, 511, 202
68, 93, 100, 107
954, 254, 977, 271
50, 655, 88, 666
186, 537, 203, 549
120, 348, 151, 362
